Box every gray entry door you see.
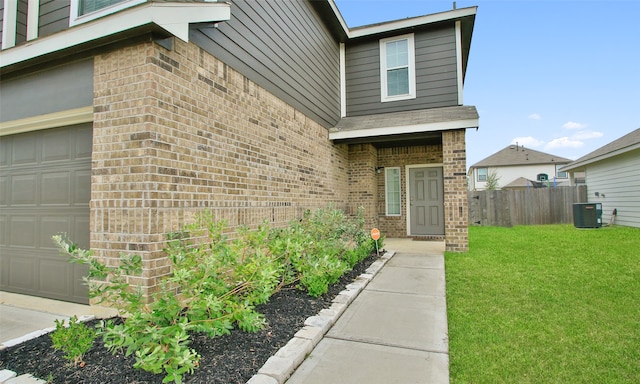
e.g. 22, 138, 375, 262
0, 124, 91, 304
409, 167, 444, 235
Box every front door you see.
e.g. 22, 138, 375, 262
409, 167, 444, 235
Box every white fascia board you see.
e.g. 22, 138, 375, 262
0, 2, 231, 69
348, 7, 477, 39
339, 42, 346, 117
329, 118, 479, 141
328, 0, 350, 38
560, 143, 640, 172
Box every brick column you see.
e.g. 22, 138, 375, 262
443, 130, 468, 252
348, 144, 378, 229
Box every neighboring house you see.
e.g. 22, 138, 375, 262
468, 145, 572, 191
0, 0, 478, 304
561, 128, 640, 228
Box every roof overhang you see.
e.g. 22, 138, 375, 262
329, 106, 479, 146
347, 6, 477, 39
560, 143, 640, 172
0, 1, 231, 72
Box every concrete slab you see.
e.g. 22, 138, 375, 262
366, 265, 446, 297
387, 252, 444, 270
383, 238, 445, 254
286, 338, 449, 384
326, 290, 448, 353
0, 305, 65, 345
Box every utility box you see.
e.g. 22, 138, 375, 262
573, 203, 602, 228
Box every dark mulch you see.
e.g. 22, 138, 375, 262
0, 251, 381, 384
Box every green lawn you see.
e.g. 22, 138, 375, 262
445, 225, 640, 383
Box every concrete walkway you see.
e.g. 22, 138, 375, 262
284, 239, 449, 384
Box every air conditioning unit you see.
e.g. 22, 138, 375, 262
573, 203, 602, 228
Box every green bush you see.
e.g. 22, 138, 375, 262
53, 206, 376, 382
50, 315, 96, 367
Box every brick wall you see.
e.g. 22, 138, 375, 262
442, 129, 468, 252
91, 39, 350, 301
347, 144, 378, 228
376, 145, 443, 238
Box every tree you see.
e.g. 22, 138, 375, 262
485, 170, 500, 190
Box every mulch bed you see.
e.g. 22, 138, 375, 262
0, 251, 382, 383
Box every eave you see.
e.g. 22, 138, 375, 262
0, 1, 231, 74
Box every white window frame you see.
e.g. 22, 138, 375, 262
477, 167, 487, 182
379, 33, 416, 102
385, 167, 402, 216
70, 0, 146, 27
556, 165, 568, 179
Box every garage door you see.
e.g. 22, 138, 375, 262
0, 123, 92, 304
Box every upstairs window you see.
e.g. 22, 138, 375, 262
380, 34, 415, 102
70, 0, 145, 26
477, 168, 487, 182
79, 0, 127, 16
556, 165, 568, 179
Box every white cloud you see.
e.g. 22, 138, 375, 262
511, 136, 544, 147
544, 137, 584, 150
571, 130, 603, 140
562, 121, 586, 130
528, 113, 541, 120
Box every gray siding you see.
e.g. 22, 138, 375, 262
585, 150, 640, 228
39, 0, 71, 38
16, 0, 28, 45
0, 59, 93, 122
0, 2, 4, 47
190, 0, 341, 128
346, 25, 459, 116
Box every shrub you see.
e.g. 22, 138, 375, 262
50, 315, 96, 367
53, 205, 376, 382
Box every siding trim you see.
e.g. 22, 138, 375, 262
26, 0, 38, 40
2, 0, 17, 49
340, 42, 346, 117
0, 2, 231, 68
0, 106, 93, 136
455, 20, 463, 105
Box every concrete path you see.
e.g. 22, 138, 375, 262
284, 239, 449, 384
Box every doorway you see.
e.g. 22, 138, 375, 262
408, 166, 444, 235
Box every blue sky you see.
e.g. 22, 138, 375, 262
334, 0, 640, 168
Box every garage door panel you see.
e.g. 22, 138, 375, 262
12, 133, 38, 165
42, 129, 71, 162
41, 172, 71, 205
76, 126, 93, 158
39, 258, 72, 296
75, 170, 92, 204
8, 255, 35, 290
0, 214, 6, 245
74, 216, 91, 249
9, 216, 37, 247
0, 176, 7, 205
40, 216, 71, 248
11, 175, 37, 205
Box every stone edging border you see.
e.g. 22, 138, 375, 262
246, 249, 396, 384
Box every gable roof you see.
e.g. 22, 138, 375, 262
561, 128, 640, 172
470, 145, 572, 169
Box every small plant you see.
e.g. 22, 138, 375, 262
50, 315, 96, 367
485, 170, 500, 190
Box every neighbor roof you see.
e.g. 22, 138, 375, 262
561, 128, 640, 172
470, 146, 572, 168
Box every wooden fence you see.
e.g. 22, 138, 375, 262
468, 186, 588, 227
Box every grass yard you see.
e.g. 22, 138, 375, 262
445, 224, 640, 383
